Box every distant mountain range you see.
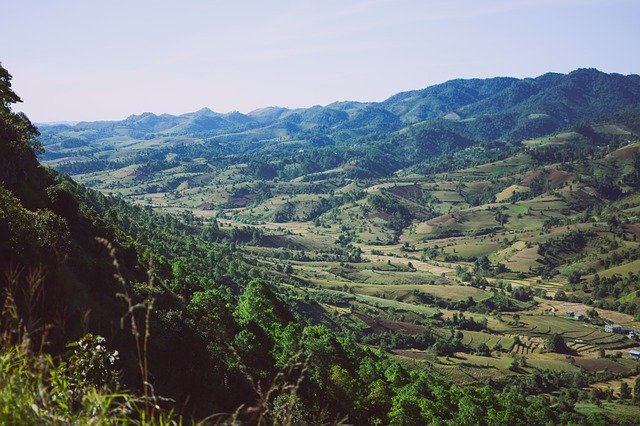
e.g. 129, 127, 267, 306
40, 69, 640, 143
38, 68, 640, 182
36, 120, 79, 126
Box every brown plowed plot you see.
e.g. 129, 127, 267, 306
503, 246, 543, 272
366, 211, 392, 220
388, 185, 424, 200
623, 223, 640, 238
427, 214, 454, 226
188, 172, 214, 186
537, 300, 635, 325
507, 246, 540, 261
547, 169, 572, 185
606, 142, 640, 161
521, 170, 543, 186
353, 312, 425, 335
573, 358, 629, 374
226, 192, 258, 208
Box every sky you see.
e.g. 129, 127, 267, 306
2, 0, 639, 122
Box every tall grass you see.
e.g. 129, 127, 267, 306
97, 237, 158, 421
0, 263, 146, 424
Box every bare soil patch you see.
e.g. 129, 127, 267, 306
537, 299, 635, 325
573, 358, 629, 374
354, 312, 426, 335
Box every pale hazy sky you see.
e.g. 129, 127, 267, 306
2, 0, 639, 122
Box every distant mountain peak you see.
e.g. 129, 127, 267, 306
188, 107, 218, 116
125, 111, 158, 121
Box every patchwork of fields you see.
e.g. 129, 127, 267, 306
48, 120, 640, 386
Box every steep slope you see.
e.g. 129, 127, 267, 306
460, 69, 640, 135
382, 76, 520, 121
0, 64, 249, 415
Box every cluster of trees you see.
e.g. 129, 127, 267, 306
583, 272, 640, 300
360, 328, 437, 351
598, 245, 640, 270
582, 272, 640, 317
305, 190, 364, 221
545, 334, 571, 354
537, 230, 595, 268
445, 312, 488, 331
415, 141, 519, 175
366, 193, 414, 233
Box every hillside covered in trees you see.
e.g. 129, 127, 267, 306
3, 62, 640, 424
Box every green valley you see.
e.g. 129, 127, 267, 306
3, 63, 640, 425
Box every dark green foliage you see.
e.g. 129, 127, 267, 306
511, 286, 534, 302
367, 193, 414, 233
554, 290, 568, 301
412, 122, 475, 157
545, 334, 570, 354
476, 342, 491, 357
0, 63, 45, 208
620, 382, 631, 400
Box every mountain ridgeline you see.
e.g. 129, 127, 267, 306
40, 68, 640, 179
44, 69, 640, 138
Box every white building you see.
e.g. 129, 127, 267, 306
605, 324, 622, 333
